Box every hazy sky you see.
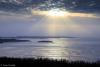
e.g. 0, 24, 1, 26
0, 0, 100, 37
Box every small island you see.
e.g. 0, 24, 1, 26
0, 38, 29, 43
38, 40, 53, 43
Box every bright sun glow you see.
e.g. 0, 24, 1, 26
47, 9, 69, 17
31, 9, 97, 18
31, 8, 70, 18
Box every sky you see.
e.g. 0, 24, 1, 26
0, 0, 100, 38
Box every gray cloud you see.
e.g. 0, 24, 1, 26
0, 0, 100, 15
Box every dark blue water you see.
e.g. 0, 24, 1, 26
0, 38, 100, 62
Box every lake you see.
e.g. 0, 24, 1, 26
0, 38, 100, 62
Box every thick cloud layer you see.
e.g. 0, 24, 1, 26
0, 0, 100, 14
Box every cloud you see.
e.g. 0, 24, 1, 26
0, 0, 100, 15
0, 1, 27, 13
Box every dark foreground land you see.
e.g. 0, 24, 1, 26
0, 57, 100, 67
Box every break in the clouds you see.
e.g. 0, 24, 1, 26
0, 0, 100, 14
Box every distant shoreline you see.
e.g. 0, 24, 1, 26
0, 36, 78, 39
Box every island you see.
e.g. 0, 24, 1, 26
38, 40, 53, 43
0, 38, 30, 43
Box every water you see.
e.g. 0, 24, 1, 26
0, 38, 100, 62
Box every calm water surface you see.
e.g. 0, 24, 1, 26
0, 38, 100, 62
